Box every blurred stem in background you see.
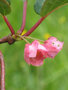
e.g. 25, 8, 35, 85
0, 51, 5, 90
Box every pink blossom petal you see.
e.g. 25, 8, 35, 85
29, 40, 39, 58
24, 40, 47, 66
44, 37, 64, 58
24, 45, 45, 66
38, 44, 48, 58
24, 44, 31, 65
30, 51, 45, 66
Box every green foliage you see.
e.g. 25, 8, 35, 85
7, 0, 11, 4
0, 0, 68, 90
34, 0, 68, 16
0, 0, 11, 15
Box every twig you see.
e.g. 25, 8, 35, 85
17, 0, 27, 34
23, 17, 46, 36
23, 4, 68, 36
0, 35, 15, 45
2, 16, 15, 35
0, 36, 8, 44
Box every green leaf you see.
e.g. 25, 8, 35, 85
7, 0, 11, 4
34, 0, 68, 17
0, 0, 11, 15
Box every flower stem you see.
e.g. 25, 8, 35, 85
0, 51, 5, 90
23, 36, 44, 42
17, 0, 27, 34
2, 16, 15, 35
17, 35, 30, 43
23, 17, 45, 36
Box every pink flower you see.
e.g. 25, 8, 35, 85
24, 40, 48, 66
44, 37, 64, 58
24, 37, 64, 66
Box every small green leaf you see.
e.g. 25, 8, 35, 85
0, 0, 11, 15
34, 0, 68, 17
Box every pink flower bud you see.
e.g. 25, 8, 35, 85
24, 40, 48, 66
44, 37, 64, 58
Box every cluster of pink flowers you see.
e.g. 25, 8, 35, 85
24, 37, 64, 66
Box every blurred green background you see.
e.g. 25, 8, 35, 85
0, 0, 68, 90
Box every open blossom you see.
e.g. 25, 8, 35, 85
24, 37, 64, 66
44, 37, 64, 58
24, 40, 48, 66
